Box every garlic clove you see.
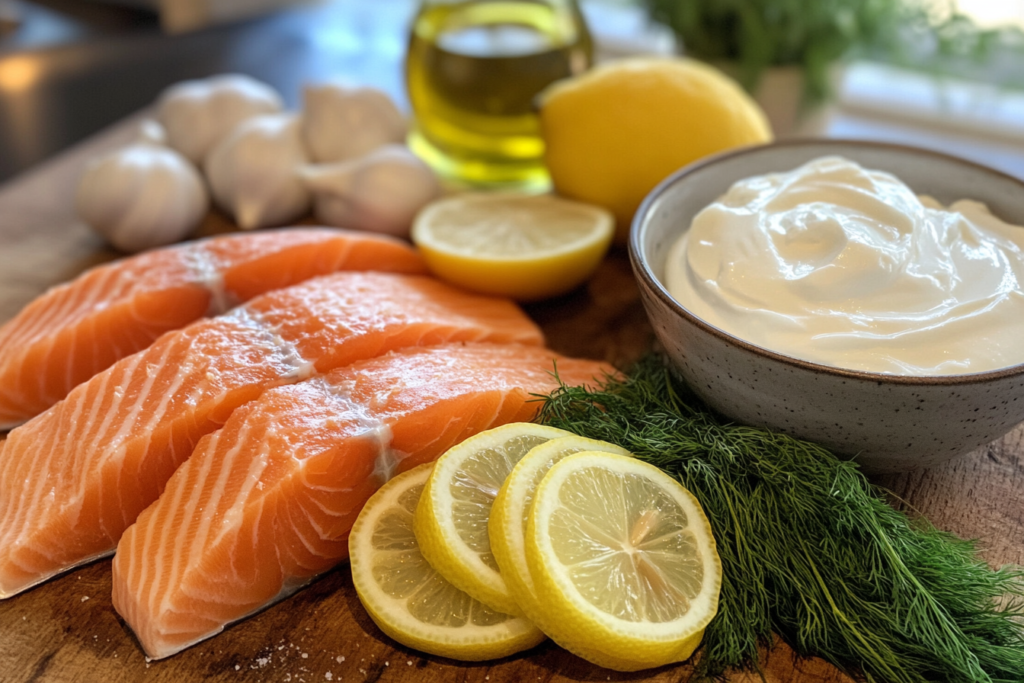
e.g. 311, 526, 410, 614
301, 82, 407, 164
205, 113, 311, 231
300, 144, 442, 238
157, 73, 284, 165
76, 143, 209, 253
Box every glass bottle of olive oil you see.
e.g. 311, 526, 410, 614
406, 0, 593, 190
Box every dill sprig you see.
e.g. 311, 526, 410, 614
536, 354, 1024, 682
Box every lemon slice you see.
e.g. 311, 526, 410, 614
411, 192, 614, 301
490, 435, 630, 631
414, 423, 575, 616
349, 462, 544, 661
525, 451, 722, 671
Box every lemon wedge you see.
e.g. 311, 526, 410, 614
413, 423, 575, 616
410, 192, 614, 301
490, 435, 630, 631
525, 451, 722, 671
348, 462, 544, 661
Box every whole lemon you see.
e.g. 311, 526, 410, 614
540, 57, 773, 242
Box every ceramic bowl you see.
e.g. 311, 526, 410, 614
630, 140, 1024, 473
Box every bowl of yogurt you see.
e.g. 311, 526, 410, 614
630, 140, 1024, 472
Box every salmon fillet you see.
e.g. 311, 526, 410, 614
112, 342, 613, 659
0, 273, 541, 599
0, 228, 426, 429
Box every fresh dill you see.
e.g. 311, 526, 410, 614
536, 354, 1024, 682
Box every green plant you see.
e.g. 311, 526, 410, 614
640, 0, 1024, 103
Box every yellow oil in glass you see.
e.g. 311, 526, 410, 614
406, 0, 592, 190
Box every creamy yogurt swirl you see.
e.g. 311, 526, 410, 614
665, 156, 1024, 375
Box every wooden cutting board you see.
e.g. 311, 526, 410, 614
0, 113, 1021, 683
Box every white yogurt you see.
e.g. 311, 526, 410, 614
664, 156, 1024, 375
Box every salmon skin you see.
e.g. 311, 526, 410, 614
0, 273, 542, 599
112, 342, 613, 659
0, 228, 427, 430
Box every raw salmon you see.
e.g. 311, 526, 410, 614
0, 228, 426, 429
0, 273, 541, 599
112, 342, 613, 659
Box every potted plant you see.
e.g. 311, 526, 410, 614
639, 0, 1024, 135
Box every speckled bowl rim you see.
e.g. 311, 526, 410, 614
629, 139, 1024, 387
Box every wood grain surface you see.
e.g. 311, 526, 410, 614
0, 114, 1021, 683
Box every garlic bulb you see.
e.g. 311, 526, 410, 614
301, 82, 407, 163
76, 143, 209, 253
300, 145, 441, 238
157, 73, 284, 164
205, 113, 311, 230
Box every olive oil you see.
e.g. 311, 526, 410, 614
406, 0, 592, 190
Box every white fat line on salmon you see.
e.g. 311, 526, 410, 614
318, 378, 406, 485
180, 244, 237, 315
222, 307, 315, 382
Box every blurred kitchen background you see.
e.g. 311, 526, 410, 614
0, 0, 1022, 184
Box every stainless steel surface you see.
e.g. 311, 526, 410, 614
0, 0, 415, 182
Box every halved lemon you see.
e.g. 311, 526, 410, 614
490, 435, 630, 632
525, 451, 721, 671
413, 423, 575, 616
349, 462, 544, 661
410, 192, 614, 301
